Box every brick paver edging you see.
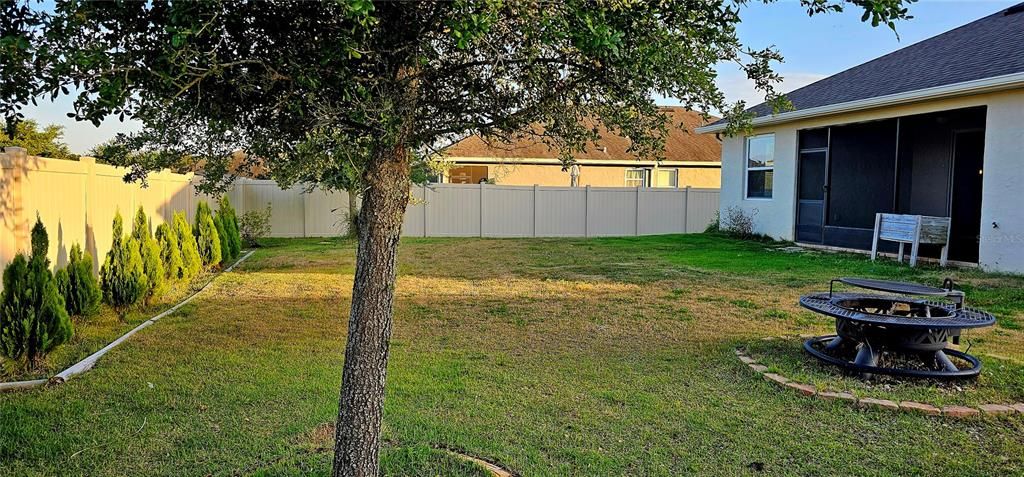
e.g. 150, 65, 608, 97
735, 347, 1024, 419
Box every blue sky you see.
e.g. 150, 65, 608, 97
20, 0, 1020, 154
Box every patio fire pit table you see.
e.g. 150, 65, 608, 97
799, 277, 996, 379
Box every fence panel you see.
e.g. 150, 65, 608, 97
639, 188, 687, 235
535, 187, 587, 237
481, 185, 534, 237
587, 187, 639, 237
687, 188, 720, 233
423, 184, 481, 237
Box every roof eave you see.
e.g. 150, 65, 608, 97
695, 71, 1024, 134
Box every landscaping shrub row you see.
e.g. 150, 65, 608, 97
0, 197, 243, 374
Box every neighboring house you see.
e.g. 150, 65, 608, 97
442, 107, 722, 188
697, 3, 1024, 273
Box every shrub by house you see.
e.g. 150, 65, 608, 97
239, 204, 272, 248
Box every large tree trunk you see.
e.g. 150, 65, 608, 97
332, 142, 412, 477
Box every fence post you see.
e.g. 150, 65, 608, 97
635, 186, 641, 236
532, 184, 538, 237
683, 186, 691, 234
301, 186, 308, 238
80, 156, 97, 261
479, 182, 485, 238
584, 185, 590, 238
422, 184, 428, 237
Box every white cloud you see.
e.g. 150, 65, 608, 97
714, 71, 827, 112
654, 71, 827, 115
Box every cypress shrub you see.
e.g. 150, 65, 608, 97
131, 207, 166, 304
194, 201, 222, 269
100, 212, 148, 315
218, 195, 242, 260
55, 243, 101, 317
213, 214, 230, 266
0, 217, 73, 368
173, 212, 202, 280
155, 222, 184, 282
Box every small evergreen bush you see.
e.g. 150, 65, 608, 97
55, 243, 101, 317
155, 222, 184, 281
0, 216, 73, 368
239, 204, 272, 247
213, 214, 230, 266
218, 195, 242, 260
173, 212, 202, 280
194, 201, 222, 269
131, 207, 166, 304
100, 212, 148, 315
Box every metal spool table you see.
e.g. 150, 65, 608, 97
799, 278, 996, 379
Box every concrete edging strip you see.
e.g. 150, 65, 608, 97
0, 250, 254, 391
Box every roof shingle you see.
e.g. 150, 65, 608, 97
444, 107, 721, 163
719, 4, 1024, 125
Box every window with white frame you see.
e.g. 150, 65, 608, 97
745, 134, 774, 198
653, 168, 678, 188
625, 168, 648, 187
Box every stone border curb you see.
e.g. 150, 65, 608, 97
0, 251, 254, 393
736, 346, 1024, 420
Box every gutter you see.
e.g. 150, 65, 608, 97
448, 156, 721, 167
695, 71, 1024, 134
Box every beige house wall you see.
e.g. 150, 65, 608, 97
481, 163, 720, 188
717, 88, 1024, 273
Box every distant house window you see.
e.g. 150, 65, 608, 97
653, 168, 678, 188
625, 168, 648, 187
746, 134, 774, 198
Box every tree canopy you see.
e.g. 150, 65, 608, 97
0, 119, 76, 160
2, 0, 913, 190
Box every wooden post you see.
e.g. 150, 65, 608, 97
909, 216, 922, 267
870, 213, 881, 261
940, 221, 951, 267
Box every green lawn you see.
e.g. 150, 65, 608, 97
2, 234, 1024, 476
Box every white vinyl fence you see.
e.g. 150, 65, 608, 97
232, 181, 719, 238
401, 183, 719, 238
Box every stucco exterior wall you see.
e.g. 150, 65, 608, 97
717, 89, 1024, 273
484, 163, 720, 188
679, 167, 722, 188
